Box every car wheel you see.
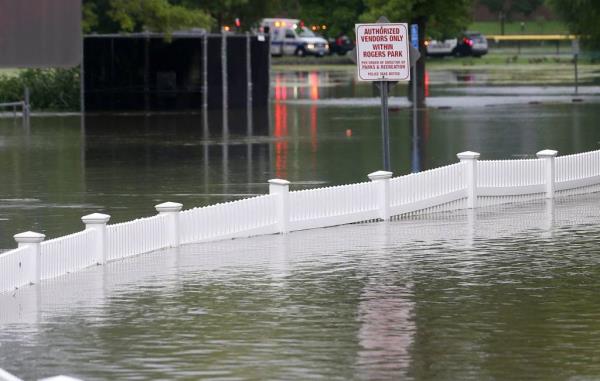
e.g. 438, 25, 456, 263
295, 47, 306, 57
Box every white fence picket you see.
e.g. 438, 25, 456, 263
180, 194, 278, 244
3, 149, 600, 294
0, 246, 35, 293
389, 162, 465, 214
556, 150, 600, 191
40, 230, 96, 280
289, 182, 378, 230
106, 214, 170, 261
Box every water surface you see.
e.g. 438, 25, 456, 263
1, 195, 600, 380
1, 68, 600, 248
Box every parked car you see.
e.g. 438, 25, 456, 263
260, 18, 329, 57
425, 31, 488, 58
454, 31, 488, 57
425, 38, 458, 57
328, 35, 354, 56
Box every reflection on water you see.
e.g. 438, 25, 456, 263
1, 69, 600, 252
3, 196, 600, 380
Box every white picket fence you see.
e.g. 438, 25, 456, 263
1, 148, 600, 294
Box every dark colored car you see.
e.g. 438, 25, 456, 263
454, 31, 488, 57
328, 35, 355, 56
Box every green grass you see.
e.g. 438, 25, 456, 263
0, 68, 21, 78
469, 20, 569, 35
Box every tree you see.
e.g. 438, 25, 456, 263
83, 0, 213, 35
360, 0, 473, 106
479, 0, 509, 35
178, 0, 280, 31
512, 0, 544, 18
299, 0, 367, 38
550, 0, 600, 48
479, 0, 544, 35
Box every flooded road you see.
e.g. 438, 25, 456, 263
1, 66, 600, 379
2, 67, 600, 249
2, 195, 600, 380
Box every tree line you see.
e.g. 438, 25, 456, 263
82, 0, 600, 46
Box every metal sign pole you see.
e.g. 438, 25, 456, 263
379, 81, 391, 171
410, 24, 419, 173
574, 53, 579, 95
572, 38, 580, 95
355, 17, 410, 172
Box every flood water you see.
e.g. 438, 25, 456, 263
1, 67, 600, 379
1, 68, 600, 250
2, 196, 600, 380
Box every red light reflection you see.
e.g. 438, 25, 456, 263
309, 72, 319, 100
273, 73, 288, 178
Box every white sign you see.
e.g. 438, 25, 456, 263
355, 23, 410, 82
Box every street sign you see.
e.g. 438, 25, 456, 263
355, 22, 410, 82
572, 38, 580, 55
410, 24, 419, 49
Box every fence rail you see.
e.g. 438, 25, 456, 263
2, 148, 600, 294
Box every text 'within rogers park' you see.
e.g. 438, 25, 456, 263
355, 23, 410, 81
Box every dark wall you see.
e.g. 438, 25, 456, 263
84, 34, 269, 112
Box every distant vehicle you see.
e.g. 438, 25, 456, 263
328, 35, 354, 56
425, 31, 488, 57
260, 18, 329, 57
425, 38, 458, 57
455, 32, 488, 57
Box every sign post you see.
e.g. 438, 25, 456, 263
572, 38, 580, 95
355, 17, 410, 171
410, 24, 419, 172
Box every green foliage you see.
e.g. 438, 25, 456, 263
360, 0, 473, 39
480, 0, 544, 19
298, 0, 366, 37
0, 69, 80, 111
511, 0, 544, 17
550, 0, 600, 48
83, 0, 213, 35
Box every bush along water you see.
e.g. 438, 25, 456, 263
0, 68, 80, 112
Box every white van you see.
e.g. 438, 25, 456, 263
260, 18, 329, 57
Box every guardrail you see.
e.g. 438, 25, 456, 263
1, 148, 599, 294
486, 34, 577, 42
0, 87, 31, 121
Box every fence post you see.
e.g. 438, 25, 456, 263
13, 231, 45, 285
368, 170, 393, 221
536, 149, 558, 199
81, 213, 111, 265
269, 179, 290, 234
155, 202, 183, 247
457, 151, 480, 209
23, 86, 30, 120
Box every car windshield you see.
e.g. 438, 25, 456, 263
466, 33, 486, 42
296, 27, 316, 37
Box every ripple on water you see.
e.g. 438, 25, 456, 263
2, 195, 600, 380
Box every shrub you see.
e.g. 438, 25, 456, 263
0, 68, 80, 111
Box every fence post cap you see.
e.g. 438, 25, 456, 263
457, 151, 481, 160
155, 202, 183, 213
536, 149, 558, 158
368, 170, 393, 180
14, 231, 46, 243
268, 179, 290, 186
81, 213, 111, 224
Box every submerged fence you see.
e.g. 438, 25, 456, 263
1, 148, 600, 294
